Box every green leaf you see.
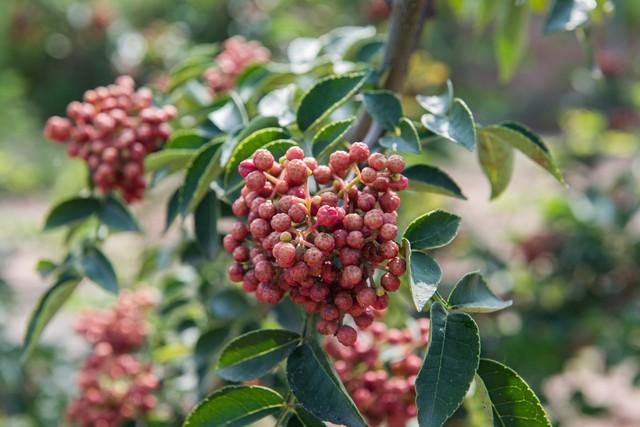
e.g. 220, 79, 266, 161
223, 127, 289, 188
416, 302, 481, 427
312, 118, 354, 161
167, 44, 217, 91
179, 142, 223, 216
44, 197, 100, 230
403, 210, 461, 251
208, 93, 248, 134
79, 246, 118, 294
165, 129, 210, 150
36, 259, 58, 278
208, 289, 251, 321
403, 164, 466, 199
194, 190, 220, 259
362, 90, 403, 131
477, 127, 515, 200
22, 272, 81, 361
97, 196, 140, 232
478, 359, 552, 427
258, 84, 296, 126
464, 375, 495, 427
287, 407, 327, 427
544, 0, 596, 34
217, 329, 302, 382
416, 80, 453, 116
296, 71, 367, 132
407, 245, 443, 312
380, 118, 421, 154
495, 1, 530, 82
164, 189, 180, 232
287, 342, 367, 427
421, 99, 476, 151
483, 123, 564, 184
448, 272, 512, 313
183, 385, 285, 427
144, 149, 197, 173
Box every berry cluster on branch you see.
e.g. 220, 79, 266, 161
325, 319, 430, 427
44, 76, 176, 203
224, 143, 409, 346
203, 36, 270, 96
67, 290, 159, 427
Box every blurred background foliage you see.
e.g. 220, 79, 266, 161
1, 0, 640, 426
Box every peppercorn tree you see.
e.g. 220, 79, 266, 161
22, 0, 595, 426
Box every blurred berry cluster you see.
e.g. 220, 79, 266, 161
44, 76, 176, 203
203, 36, 270, 96
224, 143, 409, 346
67, 290, 159, 427
325, 319, 430, 427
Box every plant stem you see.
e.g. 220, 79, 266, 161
349, 0, 434, 145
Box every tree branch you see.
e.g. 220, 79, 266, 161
348, 0, 433, 145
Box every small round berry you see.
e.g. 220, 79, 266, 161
304, 157, 318, 171
389, 175, 409, 191
372, 293, 390, 310
354, 312, 374, 329
379, 223, 398, 241
285, 146, 305, 161
313, 165, 332, 185
290, 262, 309, 283
336, 325, 357, 346
380, 191, 401, 212
388, 257, 406, 276
238, 159, 257, 178
227, 263, 244, 282
381, 272, 401, 291
232, 245, 250, 262
320, 192, 339, 207
230, 222, 249, 240
342, 265, 363, 286
44, 116, 72, 142
232, 198, 249, 216
253, 149, 275, 171
249, 218, 271, 239
273, 241, 296, 267
320, 304, 340, 321
380, 240, 399, 259
254, 260, 274, 283
256, 282, 283, 304
372, 176, 390, 192
288, 203, 307, 224
310, 282, 330, 302
329, 150, 351, 174
317, 205, 340, 228
245, 170, 266, 191
258, 200, 276, 219
346, 231, 365, 249
303, 247, 325, 267
364, 209, 384, 230
343, 213, 363, 231
387, 154, 405, 173
314, 233, 335, 252
339, 247, 360, 266
223, 235, 239, 252
356, 287, 377, 307
333, 229, 348, 248
317, 319, 339, 335
334, 292, 354, 311
349, 142, 370, 163
286, 159, 308, 185
368, 152, 387, 171
360, 167, 377, 184
270, 213, 292, 232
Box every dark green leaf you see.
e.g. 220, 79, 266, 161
179, 142, 223, 216
312, 118, 354, 161
403, 210, 461, 251
380, 118, 421, 154
362, 90, 402, 131
194, 191, 220, 259
208, 93, 248, 134
407, 246, 442, 312
224, 127, 288, 188
273, 298, 305, 333
97, 196, 140, 232
145, 149, 197, 173
477, 127, 515, 200
236, 116, 281, 142
544, 0, 596, 34
258, 85, 296, 126
217, 329, 302, 382
79, 246, 118, 294
416, 302, 480, 427
296, 72, 367, 132
287, 407, 327, 427
416, 80, 453, 116
483, 123, 564, 184
208, 289, 250, 320
478, 359, 552, 427
421, 99, 476, 151
448, 272, 512, 313
44, 197, 100, 230
165, 189, 180, 232
183, 385, 285, 427
165, 130, 210, 150
287, 342, 367, 427
495, 1, 530, 82
22, 272, 81, 361
403, 164, 466, 199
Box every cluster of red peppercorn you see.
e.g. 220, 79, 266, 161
325, 319, 430, 427
203, 36, 270, 96
67, 290, 160, 427
224, 142, 409, 346
43, 76, 176, 203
